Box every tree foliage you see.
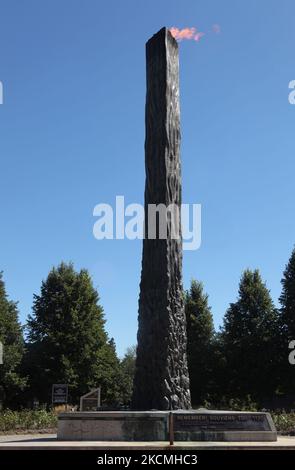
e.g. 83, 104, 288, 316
280, 248, 295, 338
220, 269, 279, 404
25, 263, 120, 405
185, 280, 216, 406
278, 248, 295, 395
0, 272, 26, 407
119, 345, 136, 406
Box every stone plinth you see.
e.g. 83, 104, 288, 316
58, 411, 168, 441
57, 410, 277, 442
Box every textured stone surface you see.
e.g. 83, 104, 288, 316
132, 27, 191, 411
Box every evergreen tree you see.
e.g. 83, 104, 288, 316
119, 345, 136, 406
278, 248, 295, 395
280, 248, 295, 338
25, 262, 120, 405
220, 269, 279, 405
0, 272, 26, 408
95, 337, 122, 405
185, 280, 216, 406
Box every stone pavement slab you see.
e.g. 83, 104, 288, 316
0, 434, 295, 450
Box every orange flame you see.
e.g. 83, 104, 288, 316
169, 27, 200, 41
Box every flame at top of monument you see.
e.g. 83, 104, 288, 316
169, 24, 221, 43
169, 26, 205, 42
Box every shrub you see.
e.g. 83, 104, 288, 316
0, 409, 57, 432
272, 412, 295, 435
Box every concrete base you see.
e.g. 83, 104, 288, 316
57, 410, 277, 442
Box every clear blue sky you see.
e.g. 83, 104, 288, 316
0, 0, 294, 357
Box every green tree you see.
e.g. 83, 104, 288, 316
278, 248, 295, 395
279, 248, 295, 338
119, 345, 136, 406
25, 262, 120, 405
220, 269, 279, 405
185, 280, 216, 406
0, 272, 26, 408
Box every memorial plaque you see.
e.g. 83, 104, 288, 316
173, 410, 276, 441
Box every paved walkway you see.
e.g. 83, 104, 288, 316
0, 434, 295, 450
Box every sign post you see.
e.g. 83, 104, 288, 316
169, 411, 174, 446
80, 387, 101, 411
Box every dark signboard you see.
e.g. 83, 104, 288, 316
52, 384, 68, 404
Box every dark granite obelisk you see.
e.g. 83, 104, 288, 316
132, 28, 191, 410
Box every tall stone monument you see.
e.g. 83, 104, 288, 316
57, 28, 277, 442
132, 27, 191, 410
